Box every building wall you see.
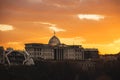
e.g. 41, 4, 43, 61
64, 48, 75, 60
84, 48, 99, 60
25, 44, 54, 60
25, 44, 99, 61
75, 48, 84, 60
41, 48, 54, 60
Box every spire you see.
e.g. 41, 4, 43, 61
54, 31, 56, 36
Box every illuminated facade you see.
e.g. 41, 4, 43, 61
25, 33, 99, 61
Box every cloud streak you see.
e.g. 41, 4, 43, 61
27, 0, 43, 3
0, 24, 14, 31
49, 26, 66, 32
33, 22, 55, 26
33, 22, 66, 32
78, 14, 105, 21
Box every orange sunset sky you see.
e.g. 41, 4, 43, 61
0, 0, 120, 54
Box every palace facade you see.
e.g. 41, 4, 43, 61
25, 34, 99, 61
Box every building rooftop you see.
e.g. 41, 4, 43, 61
48, 32, 61, 46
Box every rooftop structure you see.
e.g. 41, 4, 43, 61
25, 32, 99, 61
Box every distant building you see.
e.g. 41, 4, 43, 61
84, 48, 99, 60
100, 54, 118, 61
6, 47, 14, 51
0, 46, 4, 54
25, 33, 99, 61
4, 49, 34, 65
0, 46, 4, 63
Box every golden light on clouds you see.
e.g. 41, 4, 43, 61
78, 14, 105, 21
0, 0, 120, 54
0, 24, 14, 31
33, 22, 66, 32
27, 0, 42, 3
49, 26, 66, 32
33, 22, 54, 25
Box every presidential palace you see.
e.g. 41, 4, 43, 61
25, 33, 99, 61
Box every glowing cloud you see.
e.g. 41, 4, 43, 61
27, 0, 43, 3
33, 22, 66, 32
0, 24, 14, 31
33, 22, 55, 26
79, 0, 98, 3
49, 26, 66, 32
78, 14, 105, 21
53, 3, 67, 8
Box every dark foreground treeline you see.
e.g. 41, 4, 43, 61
0, 60, 120, 80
